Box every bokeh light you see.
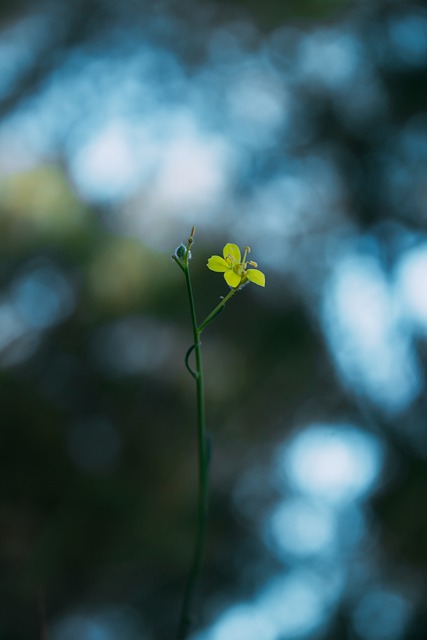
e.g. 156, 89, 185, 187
322, 249, 422, 414
277, 423, 384, 504
352, 587, 414, 640
265, 497, 336, 559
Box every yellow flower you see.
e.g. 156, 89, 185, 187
207, 243, 265, 288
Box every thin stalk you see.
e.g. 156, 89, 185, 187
198, 287, 237, 334
177, 264, 209, 640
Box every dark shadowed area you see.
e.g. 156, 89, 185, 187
1, 0, 427, 638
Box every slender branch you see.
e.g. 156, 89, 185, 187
198, 288, 237, 334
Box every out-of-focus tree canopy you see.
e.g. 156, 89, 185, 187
1, 1, 427, 639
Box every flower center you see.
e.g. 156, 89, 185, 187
234, 262, 246, 277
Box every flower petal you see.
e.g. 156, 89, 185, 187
207, 256, 229, 272
224, 269, 242, 288
246, 269, 265, 287
223, 243, 241, 264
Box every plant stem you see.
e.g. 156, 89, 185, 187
177, 264, 209, 640
198, 287, 237, 334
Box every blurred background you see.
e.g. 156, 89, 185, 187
1, 0, 427, 638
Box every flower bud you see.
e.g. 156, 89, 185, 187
175, 243, 187, 259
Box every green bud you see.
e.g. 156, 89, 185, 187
175, 244, 187, 259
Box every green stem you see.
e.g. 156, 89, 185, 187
198, 287, 237, 334
177, 265, 209, 640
